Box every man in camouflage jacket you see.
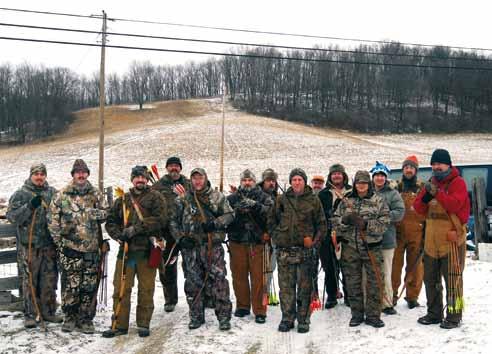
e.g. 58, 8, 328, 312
170, 168, 234, 331
151, 156, 191, 313
103, 166, 168, 338
227, 169, 273, 324
267, 168, 327, 334
7, 163, 61, 328
333, 170, 390, 328
47, 159, 108, 334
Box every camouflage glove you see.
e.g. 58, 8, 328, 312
202, 220, 216, 233
120, 226, 136, 242
179, 236, 197, 250
30, 195, 42, 209
342, 213, 366, 230
87, 207, 107, 221
238, 198, 258, 211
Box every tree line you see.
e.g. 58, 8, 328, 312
2, 42, 492, 144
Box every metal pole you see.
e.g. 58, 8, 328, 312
219, 80, 225, 192
98, 10, 107, 192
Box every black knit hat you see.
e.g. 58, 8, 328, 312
166, 156, 182, 169
430, 149, 452, 166
131, 165, 150, 181
71, 159, 90, 176
289, 168, 307, 184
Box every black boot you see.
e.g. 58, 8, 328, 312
325, 299, 338, 309
406, 299, 420, 309
440, 320, 460, 329
138, 327, 150, 337
255, 315, 266, 324
188, 318, 205, 330
234, 309, 251, 318
382, 307, 397, 315
278, 321, 294, 332
102, 328, 128, 338
219, 319, 231, 331
417, 314, 441, 325
365, 317, 385, 328
349, 315, 364, 327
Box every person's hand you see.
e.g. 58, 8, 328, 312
30, 196, 43, 209
303, 236, 313, 248
174, 184, 186, 198
179, 236, 197, 250
424, 182, 438, 196
120, 226, 136, 242
202, 220, 216, 233
262, 233, 271, 243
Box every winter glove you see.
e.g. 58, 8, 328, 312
424, 182, 438, 196
87, 207, 107, 221
303, 236, 313, 248
342, 213, 366, 230
120, 226, 136, 242
202, 220, 216, 233
30, 195, 43, 209
238, 198, 258, 210
179, 236, 197, 250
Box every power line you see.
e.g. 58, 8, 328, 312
1, 6, 492, 53
1, 35, 491, 71
1, 22, 491, 63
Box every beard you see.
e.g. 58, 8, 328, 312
169, 170, 180, 180
135, 182, 146, 190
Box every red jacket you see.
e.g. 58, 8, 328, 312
413, 166, 470, 225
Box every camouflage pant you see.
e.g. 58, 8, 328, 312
158, 241, 178, 306
181, 243, 232, 322
341, 244, 383, 320
59, 249, 99, 321
18, 244, 58, 318
112, 257, 157, 330
276, 247, 314, 325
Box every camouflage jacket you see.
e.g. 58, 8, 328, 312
227, 186, 273, 244
151, 174, 191, 240
333, 188, 390, 249
105, 186, 167, 255
170, 182, 234, 244
48, 181, 108, 253
267, 185, 327, 249
7, 179, 57, 248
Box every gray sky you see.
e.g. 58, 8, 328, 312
1, 0, 491, 76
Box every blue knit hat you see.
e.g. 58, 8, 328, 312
370, 161, 391, 178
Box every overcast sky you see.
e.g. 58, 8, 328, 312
1, 0, 491, 76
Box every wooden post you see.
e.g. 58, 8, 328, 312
219, 80, 226, 192
98, 10, 107, 192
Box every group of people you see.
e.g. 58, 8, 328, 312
6, 148, 470, 338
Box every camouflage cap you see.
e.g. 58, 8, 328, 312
261, 168, 278, 182
30, 163, 47, 176
71, 159, 90, 176
130, 165, 150, 181
190, 167, 208, 179
240, 169, 256, 182
353, 170, 371, 184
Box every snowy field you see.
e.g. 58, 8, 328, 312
1, 98, 492, 354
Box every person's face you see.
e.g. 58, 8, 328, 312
355, 182, 369, 196
132, 175, 148, 190
73, 171, 89, 187
241, 177, 255, 189
373, 173, 386, 189
30, 172, 46, 187
262, 178, 276, 193
311, 179, 324, 192
166, 163, 182, 180
431, 162, 450, 173
330, 172, 344, 187
191, 174, 206, 191
291, 176, 305, 194
403, 165, 417, 179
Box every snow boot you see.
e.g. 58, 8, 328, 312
406, 299, 420, 309
24, 317, 37, 329
138, 327, 150, 337
297, 323, 310, 333
102, 328, 128, 338
219, 319, 231, 331
349, 315, 364, 327
62, 316, 77, 333
417, 314, 441, 325
188, 318, 204, 330
278, 321, 294, 332
325, 299, 338, 309
365, 317, 385, 328
79, 320, 95, 334
43, 314, 63, 323
255, 315, 266, 324
440, 320, 460, 329
382, 307, 397, 315
164, 303, 176, 313
234, 308, 250, 318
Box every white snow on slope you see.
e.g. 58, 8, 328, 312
1, 99, 491, 354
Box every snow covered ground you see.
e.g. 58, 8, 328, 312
1, 98, 491, 353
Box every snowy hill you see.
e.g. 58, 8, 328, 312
1, 98, 491, 354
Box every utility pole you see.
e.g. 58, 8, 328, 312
219, 79, 226, 192
98, 10, 107, 192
